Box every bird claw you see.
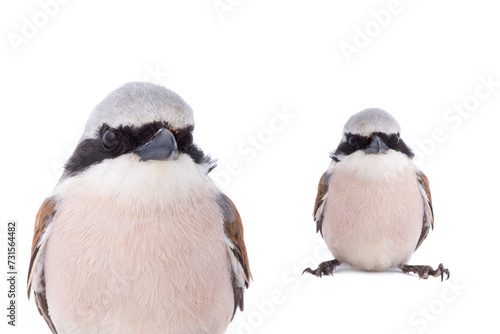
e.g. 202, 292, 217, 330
399, 263, 450, 281
302, 259, 341, 278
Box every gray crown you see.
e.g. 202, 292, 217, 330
81, 82, 195, 141
343, 108, 401, 139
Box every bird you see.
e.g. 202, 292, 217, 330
27, 82, 251, 334
303, 108, 449, 280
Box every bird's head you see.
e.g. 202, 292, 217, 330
332, 108, 414, 161
62, 82, 215, 180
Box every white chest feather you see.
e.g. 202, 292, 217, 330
44, 155, 233, 334
322, 151, 424, 271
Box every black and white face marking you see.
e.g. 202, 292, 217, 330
331, 131, 414, 160
65, 121, 214, 176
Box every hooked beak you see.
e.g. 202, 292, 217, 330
135, 127, 179, 162
365, 135, 389, 155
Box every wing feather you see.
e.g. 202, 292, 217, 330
313, 172, 331, 236
27, 197, 58, 334
218, 194, 251, 319
415, 171, 434, 251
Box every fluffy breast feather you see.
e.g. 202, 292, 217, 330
322, 150, 424, 271
44, 154, 234, 334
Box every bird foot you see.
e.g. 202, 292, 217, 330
399, 263, 450, 281
302, 259, 341, 277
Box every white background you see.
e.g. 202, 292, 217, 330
1, 1, 499, 333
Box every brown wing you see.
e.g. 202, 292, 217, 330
313, 172, 331, 236
218, 193, 251, 319
415, 171, 434, 251
27, 197, 58, 334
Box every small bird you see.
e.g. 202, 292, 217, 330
27, 82, 251, 333
303, 108, 449, 280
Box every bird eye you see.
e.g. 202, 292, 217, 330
103, 129, 118, 149
391, 135, 400, 146
348, 136, 357, 147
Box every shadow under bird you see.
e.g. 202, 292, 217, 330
303, 108, 449, 280
27, 82, 251, 333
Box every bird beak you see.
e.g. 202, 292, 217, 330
135, 127, 179, 162
365, 135, 389, 155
